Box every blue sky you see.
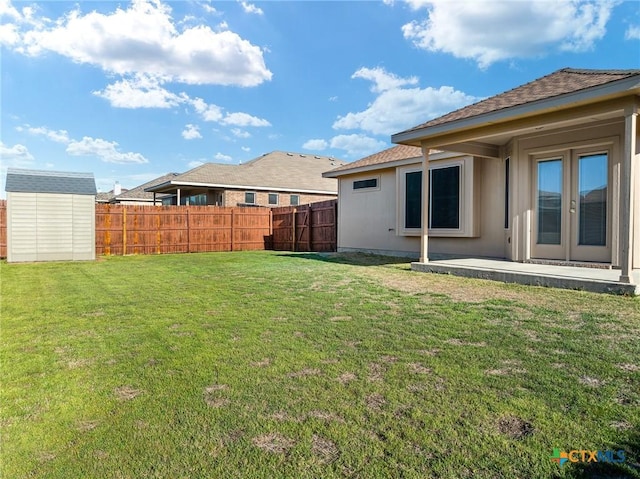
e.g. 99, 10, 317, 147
1, 0, 639, 195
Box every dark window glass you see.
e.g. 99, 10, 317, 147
430, 166, 460, 229
268, 193, 278, 205
353, 178, 377, 190
245, 192, 256, 204
405, 171, 422, 229
290, 195, 299, 206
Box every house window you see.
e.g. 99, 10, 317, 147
429, 165, 460, 229
180, 193, 207, 205
290, 194, 299, 206
245, 192, 256, 204
405, 171, 422, 229
353, 178, 378, 190
398, 157, 478, 237
268, 193, 278, 205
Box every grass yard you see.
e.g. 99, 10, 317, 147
1, 251, 639, 479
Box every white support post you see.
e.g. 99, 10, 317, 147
177, 188, 181, 206
619, 104, 637, 284
420, 145, 430, 263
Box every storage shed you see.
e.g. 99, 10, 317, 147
5, 168, 97, 263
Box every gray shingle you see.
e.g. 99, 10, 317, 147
5, 168, 97, 195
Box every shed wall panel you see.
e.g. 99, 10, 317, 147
72, 195, 96, 260
7, 193, 38, 262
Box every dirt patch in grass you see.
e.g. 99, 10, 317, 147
329, 316, 351, 322
407, 363, 432, 374
67, 358, 93, 369
617, 363, 640, 372
579, 376, 605, 387
114, 386, 143, 401
496, 415, 534, 440
204, 384, 230, 407
251, 358, 271, 367
312, 435, 340, 464
445, 338, 486, 347
366, 393, 386, 411
307, 410, 345, 423
337, 372, 357, 384
252, 433, 295, 454
368, 363, 385, 382
77, 420, 100, 432
418, 349, 440, 356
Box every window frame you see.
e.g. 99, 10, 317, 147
268, 193, 279, 205
244, 191, 256, 204
352, 176, 380, 192
397, 156, 478, 238
289, 194, 300, 206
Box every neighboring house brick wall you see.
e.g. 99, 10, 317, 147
224, 190, 336, 207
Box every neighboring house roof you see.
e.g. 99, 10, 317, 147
5, 168, 97, 195
147, 151, 346, 194
96, 191, 116, 203
112, 173, 179, 202
392, 68, 640, 145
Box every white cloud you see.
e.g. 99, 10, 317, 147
213, 152, 233, 163
18, 125, 70, 143
329, 134, 387, 157
191, 97, 224, 122
352, 67, 418, 93
94, 74, 186, 108
302, 139, 328, 151
221, 112, 271, 127
182, 124, 202, 140
9, 0, 272, 86
188, 160, 205, 168
402, 0, 616, 68
334, 67, 478, 136
241, 146, 251, 152
231, 128, 251, 138
240, 1, 264, 15
201, 3, 218, 15
66, 136, 148, 164
626, 25, 640, 40
0, 141, 35, 166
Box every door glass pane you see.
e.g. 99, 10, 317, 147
578, 153, 607, 246
537, 159, 562, 245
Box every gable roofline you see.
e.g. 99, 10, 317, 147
147, 180, 337, 195
392, 68, 640, 146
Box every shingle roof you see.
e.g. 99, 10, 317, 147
148, 151, 346, 193
5, 168, 97, 195
324, 145, 423, 175
114, 173, 179, 201
397, 68, 640, 135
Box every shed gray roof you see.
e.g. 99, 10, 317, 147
5, 168, 97, 195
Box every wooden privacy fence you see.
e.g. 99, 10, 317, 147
0, 200, 337, 258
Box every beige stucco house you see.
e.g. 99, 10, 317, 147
147, 151, 345, 207
325, 68, 639, 290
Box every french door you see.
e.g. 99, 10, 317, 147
532, 149, 611, 263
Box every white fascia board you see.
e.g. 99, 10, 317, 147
392, 76, 640, 145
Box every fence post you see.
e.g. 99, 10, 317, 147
334, 200, 338, 252
230, 208, 235, 252
269, 209, 273, 250
105, 206, 111, 256
156, 209, 161, 255
308, 205, 313, 251
186, 207, 191, 253
122, 207, 127, 256
292, 208, 297, 252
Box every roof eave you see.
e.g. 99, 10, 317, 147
322, 151, 461, 178
147, 180, 336, 195
392, 75, 640, 146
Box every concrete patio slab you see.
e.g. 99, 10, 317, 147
412, 258, 639, 296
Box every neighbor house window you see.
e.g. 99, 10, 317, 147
180, 193, 207, 206
504, 157, 510, 229
290, 194, 300, 206
405, 171, 422, 229
353, 178, 378, 190
268, 193, 279, 205
245, 192, 256, 204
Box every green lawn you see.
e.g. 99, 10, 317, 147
1, 251, 638, 478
